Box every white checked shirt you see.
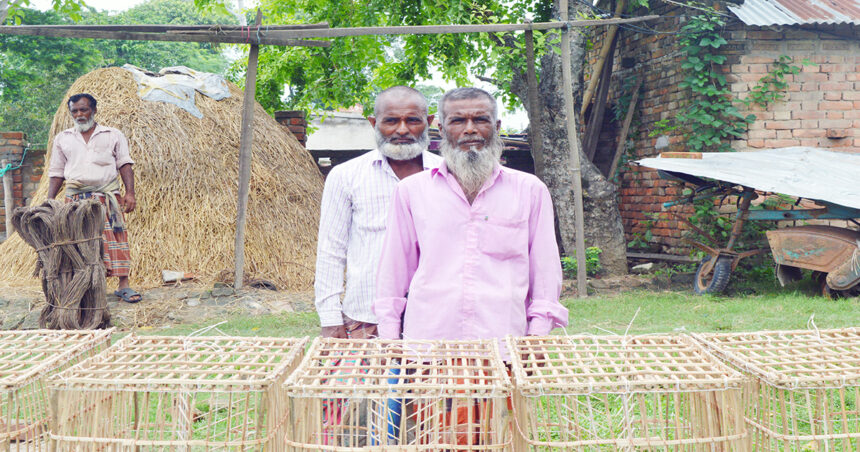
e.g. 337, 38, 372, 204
314, 149, 442, 327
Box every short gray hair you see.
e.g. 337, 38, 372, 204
438, 87, 497, 125
373, 86, 428, 117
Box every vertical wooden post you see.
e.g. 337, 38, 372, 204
524, 27, 544, 176
234, 9, 263, 291
559, 0, 589, 297
2, 159, 13, 240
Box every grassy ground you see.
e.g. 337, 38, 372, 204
147, 274, 860, 338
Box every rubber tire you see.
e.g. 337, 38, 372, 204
694, 255, 733, 295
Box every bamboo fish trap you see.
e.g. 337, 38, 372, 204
282, 338, 513, 451
507, 335, 748, 451
48, 334, 307, 451
693, 328, 860, 451
0, 329, 113, 452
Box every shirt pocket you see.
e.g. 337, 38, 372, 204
478, 216, 528, 260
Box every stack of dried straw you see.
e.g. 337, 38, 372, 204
11, 199, 110, 329
0, 67, 323, 290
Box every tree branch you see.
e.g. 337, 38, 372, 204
476, 75, 503, 86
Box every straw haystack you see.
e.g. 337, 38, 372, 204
0, 67, 323, 290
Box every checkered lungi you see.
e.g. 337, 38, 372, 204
65, 192, 131, 278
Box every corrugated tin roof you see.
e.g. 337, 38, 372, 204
728, 0, 860, 26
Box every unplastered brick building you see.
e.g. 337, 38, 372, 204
586, 0, 860, 252
0, 132, 46, 240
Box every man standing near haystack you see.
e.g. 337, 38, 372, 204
374, 87, 568, 347
47, 93, 141, 303
314, 86, 441, 339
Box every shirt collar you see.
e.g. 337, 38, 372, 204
65, 123, 109, 137
432, 160, 504, 188
373, 149, 438, 170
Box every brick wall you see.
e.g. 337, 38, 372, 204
0, 132, 46, 240
274, 110, 307, 147
586, 4, 860, 252
729, 26, 860, 151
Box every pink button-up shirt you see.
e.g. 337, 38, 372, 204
374, 162, 568, 355
48, 125, 134, 187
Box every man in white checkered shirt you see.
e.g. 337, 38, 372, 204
314, 86, 442, 338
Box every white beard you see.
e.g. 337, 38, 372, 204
376, 127, 428, 161
440, 132, 503, 199
74, 117, 95, 132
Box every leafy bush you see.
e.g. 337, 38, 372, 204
561, 247, 603, 278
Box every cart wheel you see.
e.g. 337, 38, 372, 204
694, 255, 733, 295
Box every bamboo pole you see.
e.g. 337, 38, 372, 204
524, 28, 544, 177
234, 9, 263, 291
2, 159, 12, 240
0, 16, 660, 44
580, 0, 626, 118
559, 0, 589, 297
608, 76, 642, 178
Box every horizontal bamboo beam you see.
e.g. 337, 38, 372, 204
0, 16, 659, 45
0, 25, 330, 47
4, 22, 329, 32
248, 16, 659, 38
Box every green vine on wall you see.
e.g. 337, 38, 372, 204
677, 10, 755, 152
744, 55, 811, 109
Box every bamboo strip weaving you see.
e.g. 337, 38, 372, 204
48, 334, 306, 451
0, 329, 112, 451
694, 328, 860, 451
507, 334, 747, 451
282, 338, 512, 451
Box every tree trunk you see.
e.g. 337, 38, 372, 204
510, 2, 628, 275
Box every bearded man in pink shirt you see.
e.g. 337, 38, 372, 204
373, 87, 568, 354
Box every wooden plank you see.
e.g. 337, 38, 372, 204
560, 0, 589, 298
627, 252, 698, 263
233, 10, 263, 291
582, 32, 616, 161
607, 76, 642, 178
524, 28, 544, 177
0, 26, 330, 47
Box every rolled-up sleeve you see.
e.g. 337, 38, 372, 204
373, 183, 419, 339
113, 131, 134, 168
525, 183, 568, 336
48, 136, 67, 179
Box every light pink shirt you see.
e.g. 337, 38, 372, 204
48, 124, 134, 187
373, 162, 568, 354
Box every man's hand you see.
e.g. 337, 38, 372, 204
120, 192, 136, 213
321, 325, 348, 339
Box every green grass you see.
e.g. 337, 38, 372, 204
147, 284, 859, 339
563, 289, 860, 336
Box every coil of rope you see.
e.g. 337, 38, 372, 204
12, 199, 111, 329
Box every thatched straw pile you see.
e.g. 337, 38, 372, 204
0, 67, 323, 290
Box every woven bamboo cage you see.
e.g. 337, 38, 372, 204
693, 328, 860, 451
0, 329, 113, 451
282, 338, 513, 451
48, 334, 307, 451
506, 335, 748, 451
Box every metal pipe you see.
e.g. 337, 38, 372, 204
2, 159, 12, 240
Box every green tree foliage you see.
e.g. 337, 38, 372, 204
0, 0, 233, 143
224, 0, 553, 115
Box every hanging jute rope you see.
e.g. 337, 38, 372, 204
11, 199, 111, 329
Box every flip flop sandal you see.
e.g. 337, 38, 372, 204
114, 288, 142, 303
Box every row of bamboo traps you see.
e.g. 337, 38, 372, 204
1, 328, 860, 450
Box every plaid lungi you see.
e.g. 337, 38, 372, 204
66, 192, 131, 278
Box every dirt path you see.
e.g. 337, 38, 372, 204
0, 283, 314, 330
